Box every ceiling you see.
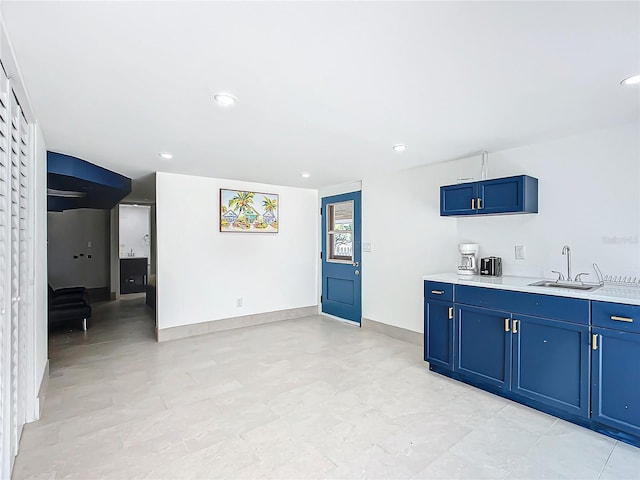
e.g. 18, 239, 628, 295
1, 1, 638, 201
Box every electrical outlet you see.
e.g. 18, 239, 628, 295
515, 245, 526, 260
363, 242, 372, 252
235, 297, 243, 307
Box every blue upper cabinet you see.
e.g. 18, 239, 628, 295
440, 182, 478, 216
440, 175, 538, 216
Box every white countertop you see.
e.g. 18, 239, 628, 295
423, 273, 640, 306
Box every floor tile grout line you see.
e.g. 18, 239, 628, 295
597, 440, 618, 480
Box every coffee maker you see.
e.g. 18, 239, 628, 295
458, 243, 479, 275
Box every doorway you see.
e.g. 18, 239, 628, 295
321, 191, 362, 324
118, 204, 151, 295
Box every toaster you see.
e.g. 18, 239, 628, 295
480, 257, 502, 276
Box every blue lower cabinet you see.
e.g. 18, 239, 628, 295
511, 315, 590, 418
423, 282, 640, 446
424, 299, 454, 370
457, 305, 512, 391
592, 327, 640, 438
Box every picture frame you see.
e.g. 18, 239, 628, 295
219, 189, 279, 233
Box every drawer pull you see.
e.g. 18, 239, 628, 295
431, 290, 444, 295
592, 334, 598, 350
504, 318, 510, 332
611, 315, 633, 323
448, 307, 454, 320
512, 319, 518, 334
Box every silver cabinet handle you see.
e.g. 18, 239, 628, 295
611, 315, 633, 323
355, 270, 360, 276
353, 262, 359, 267
431, 290, 444, 295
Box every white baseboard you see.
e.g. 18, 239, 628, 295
361, 317, 422, 346
157, 305, 318, 342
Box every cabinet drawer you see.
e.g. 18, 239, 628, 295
424, 281, 454, 302
455, 285, 590, 325
592, 301, 640, 333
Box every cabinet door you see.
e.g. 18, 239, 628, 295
424, 299, 454, 370
512, 315, 590, 418
592, 327, 640, 437
478, 176, 525, 214
457, 305, 512, 391
440, 183, 478, 216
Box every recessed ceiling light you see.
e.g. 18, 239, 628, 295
214, 93, 237, 106
393, 144, 407, 152
621, 74, 640, 86
301, 172, 311, 178
158, 152, 173, 160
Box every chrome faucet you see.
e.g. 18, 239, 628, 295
562, 245, 571, 282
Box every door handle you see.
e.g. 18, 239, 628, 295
512, 319, 518, 334
355, 270, 360, 275
504, 318, 510, 332
448, 307, 453, 319
592, 334, 598, 350
471, 198, 476, 210
477, 197, 482, 209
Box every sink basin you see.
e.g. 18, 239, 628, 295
528, 280, 602, 292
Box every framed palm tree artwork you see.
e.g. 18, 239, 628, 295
220, 189, 279, 233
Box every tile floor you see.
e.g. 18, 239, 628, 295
13, 296, 640, 479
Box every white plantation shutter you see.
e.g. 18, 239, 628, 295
17, 108, 29, 437
0, 70, 10, 477
9, 91, 20, 458
0, 70, 33, 477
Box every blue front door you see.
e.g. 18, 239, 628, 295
321, 192, 361, 324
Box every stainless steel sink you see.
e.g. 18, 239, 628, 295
528, 280, 602, 292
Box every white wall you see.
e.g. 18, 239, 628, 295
32, 125, 47, 416
361, 122, 640, 333
118, 204, 150, 259
47, 209, 110, 289
156, 172, 318, 330
361, 161, 463, 333
318, 181, 362, 199
455, 122, 640, 280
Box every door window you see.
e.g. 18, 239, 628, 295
326, 201, 353, 263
